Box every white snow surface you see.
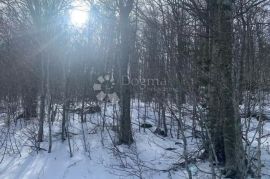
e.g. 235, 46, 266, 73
0, 101, 269, 179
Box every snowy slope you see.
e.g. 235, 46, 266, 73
0, 102, 269, 179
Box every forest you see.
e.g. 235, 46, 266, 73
0, 0, 270, 178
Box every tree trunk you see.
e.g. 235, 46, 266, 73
119, 0, 134, 145
38, 54, 47, 143
210, 0, 246, 177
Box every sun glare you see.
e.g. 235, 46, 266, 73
69, 1, 89, 28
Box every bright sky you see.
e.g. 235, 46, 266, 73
69, 0, 90, 28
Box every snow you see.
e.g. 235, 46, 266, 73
0, 100, 269, 179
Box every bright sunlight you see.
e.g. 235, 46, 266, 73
69, 1, 90, 28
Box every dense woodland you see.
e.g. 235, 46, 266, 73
0, 0, 270, 179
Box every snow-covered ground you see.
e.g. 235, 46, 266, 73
0, 101, 269, 179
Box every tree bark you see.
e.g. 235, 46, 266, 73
119, 0, 134, 145
208, 0, 246, 177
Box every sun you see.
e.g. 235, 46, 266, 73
69, 1, 89, 28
